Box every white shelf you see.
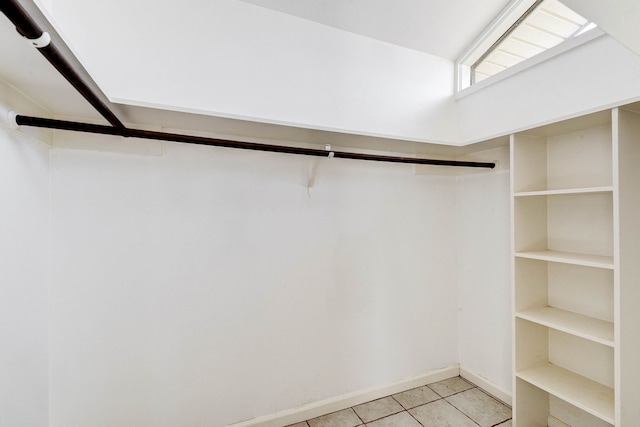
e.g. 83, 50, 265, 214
516, 307, 614, 347
514, 186, 613, 197
517, 363, 614, 425
515, 250, 614, 269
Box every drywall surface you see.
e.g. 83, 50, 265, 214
562, 0, 640, 57
44, 0, 457, 144
49, 135, 459, 427
0, 86, 51, 426
457, 35, 640, 143
236, 0, 511, 60
456, 168, 512, 394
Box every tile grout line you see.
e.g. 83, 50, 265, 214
427, 381, 477, 399
350, 405, 365, 426
300, 377, 510, 427
459, 378, 512, 409
454, 384, 513, 411
353, 395, 409, 425
390, 394, 427, 427
479, 388, 513, 410
444, 387, 510, 427
359, 408, 423, 427
382, 380, 482, 425
426, 381, 483, 427
404, 408, 426, 427
435, 393, 482, 427
393, 382, 481, 427
351, 396, 404, 425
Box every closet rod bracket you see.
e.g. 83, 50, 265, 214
1, 108, 19, 130
27, 31, 50, 48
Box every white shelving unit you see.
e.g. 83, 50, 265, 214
510, 106, 640, 426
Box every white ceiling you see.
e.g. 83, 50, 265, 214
238, 0, 512, 59
0, 0, 514, 117
0, 1, 474, 155
0, 6, 102, 121
5, 0, 621, 151
9, 0, 507, 146
562, 0, 640, 57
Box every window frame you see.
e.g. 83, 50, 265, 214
455, 0, 603, 96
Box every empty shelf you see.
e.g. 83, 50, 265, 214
514, 186, 613, 197
517, 363, 614, 424
516, 307, 614, 347
515, 250, 614, 269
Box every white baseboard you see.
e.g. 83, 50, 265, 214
459, 366, 512, 406
227, 364, 460, 427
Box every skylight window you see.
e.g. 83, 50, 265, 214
457, 0, 597, 90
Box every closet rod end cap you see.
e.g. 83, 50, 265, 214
7, 110, 19, 129
28, 32, 51, 48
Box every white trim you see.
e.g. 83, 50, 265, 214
226, 365, 460, 427
455, 0, 537, 91
460, 366, 512, 406
108, 96, 460, 147
457, 0, 537, 67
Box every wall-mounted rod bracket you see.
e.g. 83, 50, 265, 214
1, 105, 19, 130
307, 144, 336, 197
27, 31, 50, 48
326, 144, 335, 158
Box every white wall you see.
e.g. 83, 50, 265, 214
43, 0, 458, 144
0, 83, 51, 427
49, 134, 459, 427
455, 167, 512, 395
457, 34, 640, 143
17, 6, 640, 422
562, 0, 640, 56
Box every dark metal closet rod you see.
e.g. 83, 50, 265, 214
0, 0, 125, 128
3, 2, 494, 169
15, 115, 496, 168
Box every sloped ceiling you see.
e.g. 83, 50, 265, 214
5, 0, 638, 148
561, 0, 640, 56
237, 0, 511, 59
2, 0, 512, 146
0, 1, 465, 154
0, 4, 103, 121
22, 0, 476, 144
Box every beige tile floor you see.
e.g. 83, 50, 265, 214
288, 377, 511, 427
